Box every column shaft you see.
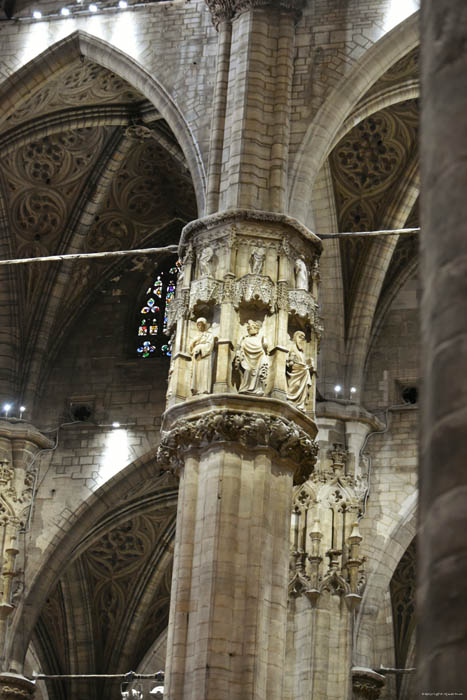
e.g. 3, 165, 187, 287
420, 0, 467, 693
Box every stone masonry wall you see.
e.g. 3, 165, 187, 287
363, 273, 420, 410
23, 266, 170, 577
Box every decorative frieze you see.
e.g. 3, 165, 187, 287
158, 409, 318, 483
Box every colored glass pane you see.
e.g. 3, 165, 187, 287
136, 257, 180, 359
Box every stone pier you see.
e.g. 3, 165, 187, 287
419, 0, 467, 694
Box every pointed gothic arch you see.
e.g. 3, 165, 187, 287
0, 30, 206, 215
7, 449, 178, 673
288, 11, 419, 226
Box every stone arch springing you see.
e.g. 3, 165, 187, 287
0, 30, 206, 216
288, 11, 419, 226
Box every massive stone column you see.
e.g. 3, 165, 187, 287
419, 1, 467, 694
158, 2, 322, 697
159, 212, 321, 699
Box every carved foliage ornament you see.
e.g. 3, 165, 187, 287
352, 675, 385, 700
205, 0, 304, 27
234, 274, 275, 311
190, 278, 223, 309
288, 289, 316, 323
158, 410, 318, 483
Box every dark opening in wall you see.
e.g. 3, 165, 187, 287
401, 386, 418, 405
71, 404, 93, 422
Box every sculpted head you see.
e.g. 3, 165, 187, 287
246, 320, 261, 336
196, 317, 207, 331
293, 330, 306, 350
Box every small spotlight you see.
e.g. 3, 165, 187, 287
60, 7, 70, 15
32, 10, 42, 18
112, 421, 121, 428
3, 403, 12, 417
19, 406, 26, 416
89, 3, 98, 10
118, 0, 128, 7
334, 385, 342, 393
350, 387, 357, 394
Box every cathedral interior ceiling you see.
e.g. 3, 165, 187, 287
329, 97, 419, 332
0, 58, 197, 399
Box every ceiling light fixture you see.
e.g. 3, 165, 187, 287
60, 7, 70, 15
32, 10, 42, 18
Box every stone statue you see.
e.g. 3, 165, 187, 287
190, 317, 215, 395
250, 246, 266, 275
286, 330, 314, 411
199, 246, 214, 277
294, 255, 309, 291
234, 320, 269, 395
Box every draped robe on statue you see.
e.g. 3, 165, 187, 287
286, 343, 312, 410
190, 329, 214, 394
236, 333, 268, 395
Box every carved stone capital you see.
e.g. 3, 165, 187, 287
0, 674, 35, 700
205, 0, 304, 27
158, 408, 318, 483
351, 668, 385, 700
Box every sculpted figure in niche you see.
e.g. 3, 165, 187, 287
190, 317, 215, 395
234, 320, 269, 395
286, 330, 314, 411
294, 255, 309, 291
250, 246, 266, 275
199, 246, 214, 277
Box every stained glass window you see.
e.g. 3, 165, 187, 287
137, 258, 181, 358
